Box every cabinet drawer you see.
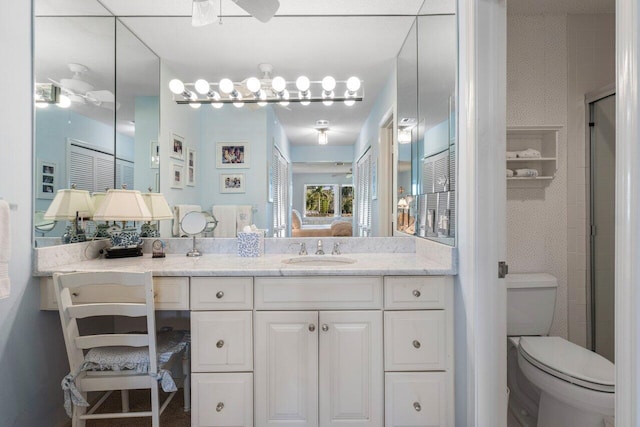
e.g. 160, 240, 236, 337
191, 311, 253, 372
385, 372, 452, 427
255, 276, 383, 310
384, 311, 447, 371
384, 276, 450, 310
192, 373, 253, 427
191, 277, 253, 310
40, 276, 189, 310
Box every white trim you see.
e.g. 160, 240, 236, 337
615, 0, 640, 424
458, 0, 507, 425
378, 107, 394, 237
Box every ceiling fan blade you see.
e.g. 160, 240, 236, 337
232, 0, 279, 22
85, 90, 115, 103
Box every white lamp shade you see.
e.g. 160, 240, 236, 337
92, 189, 152, 222
44, 189, 94, 220
91, 192, 107, 212
141, 193, 174, 220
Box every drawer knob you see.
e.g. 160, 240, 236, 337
216, 402, 224, 412
309, 324, 316, 332
216, 291, 224, 299
412, 289, 421, 298
321, 324, 329, 332
71, 292, 79, 297
216, 340, 225, 348
413, 402, 422, 412
412, 340, 421, 349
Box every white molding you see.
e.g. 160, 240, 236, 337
457, 0, 507, 425
615, 0, 639, 424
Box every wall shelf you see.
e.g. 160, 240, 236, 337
506, 126, 561, 186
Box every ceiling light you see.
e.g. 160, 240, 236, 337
194, 79, 211, 95
318, 130, 328, 145
57, 94, 71, 108
398, 128, 412, 144
192, 0, 217, 27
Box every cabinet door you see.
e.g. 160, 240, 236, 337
385, 372, 451, 427
319, 311, 383, 427
255, 311, 318, 427
191, 372, 253, 427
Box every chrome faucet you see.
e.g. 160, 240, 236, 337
298, 242, 308, 256
332, 242, 341, 255
315, 240, 325, 255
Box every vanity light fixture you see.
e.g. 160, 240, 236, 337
44, 185, 94, 243
168, 75, 363, 107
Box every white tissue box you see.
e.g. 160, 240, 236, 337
237, 231, 264, 257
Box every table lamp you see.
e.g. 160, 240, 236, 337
43, 186, 94, 243
90, 192, 111, 238
92, 189, 152, 258
140, 191, 173, 237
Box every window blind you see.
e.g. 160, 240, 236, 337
355, 149, 372, 236
272, 148, 290, 237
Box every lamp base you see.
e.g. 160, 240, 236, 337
63, 226, 87, 244
105, 245, 143, 259
140, 222, 160, 238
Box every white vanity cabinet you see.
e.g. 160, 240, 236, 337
254, 310, 383, 427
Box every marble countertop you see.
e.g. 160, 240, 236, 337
34, 252, 455, 277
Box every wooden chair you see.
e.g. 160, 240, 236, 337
54, 271, 189, 427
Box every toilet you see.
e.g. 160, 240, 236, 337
506, 273, 615, 427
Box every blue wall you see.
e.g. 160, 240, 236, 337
134, 96, 160, 191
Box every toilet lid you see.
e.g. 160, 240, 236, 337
519, 336, 615, 393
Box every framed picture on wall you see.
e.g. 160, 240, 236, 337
171, 133, 185, 160
150, 140, 159, 169
216, 142, 250, 168
187, 148, 196, 186
171, 163, 184, 188
37, 159, 57, 199
220, 173, 245, 193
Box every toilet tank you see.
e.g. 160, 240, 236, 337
507, 273, 558, 336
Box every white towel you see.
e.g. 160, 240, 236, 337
173, 204, 202, 236
518, 148, 541, 158
236, 205, 252, 235
212, 205, 237, 237
506, 169, 514, 177
515, 168, 539, 177
0, 200, 11, 299
506, 151, 518, 159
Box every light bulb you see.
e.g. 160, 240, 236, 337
343, 90, 355, 106
296, 76, 310, 92
346, 76, 361, 92
169, 79, 185, 95
212, 102, 223, 109
189, 91, 197, 101
189, 102, 201, 109
279, 89, 290, 106
246, 77, 261, 94
322, 90, 334, 106
219, 78, 235, 94
233, 102, 244, 108
272, 76, 286, 93
322, 76, 336, 92
300, 90, 311, 106
36, 102, 49, 109
194, 79, 210, 95
257, 90, 267, 107
57, 94, 71, 108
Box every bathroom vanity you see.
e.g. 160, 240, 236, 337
35, 243, 455, 427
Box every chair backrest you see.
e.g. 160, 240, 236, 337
53, 271, 157, 376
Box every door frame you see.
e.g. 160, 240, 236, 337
378, 107, 394, 237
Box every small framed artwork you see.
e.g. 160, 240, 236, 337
371, 158, 378, 200
216, 142, 250, 169
37, 160, 57, 199
171, 133, 185, 160
171, 163, 184, 188
220, 173, 245, 193
150, 141, 159, 169
187, 148, 196, 186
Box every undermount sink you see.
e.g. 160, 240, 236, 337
281, 255, 357, 267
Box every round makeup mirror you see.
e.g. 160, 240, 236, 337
180, 211, 218, 256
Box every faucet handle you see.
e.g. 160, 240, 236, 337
299, 242, 308, 256
315, 239, 325, 255
332, 242, 341, 255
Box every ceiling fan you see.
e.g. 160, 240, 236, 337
236, 63, 292, 110
49, 63, 119, 110
192, 0, 280, 26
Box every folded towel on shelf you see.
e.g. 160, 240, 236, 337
506, 169, 514, 177
506, 151, 518, 159
518, 148, 541, 158
236, 205, 253, 235
212, 205, 237, 237
0, 200, 11, 299
515, 168, 539, 177
173, 204, 202, 236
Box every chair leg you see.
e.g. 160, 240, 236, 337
150, 380, 160, 427
183, 352, 191, 412
121, 389, 130, 412
72, 392, 87, 427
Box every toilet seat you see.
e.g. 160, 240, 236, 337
519, 336, 614, 393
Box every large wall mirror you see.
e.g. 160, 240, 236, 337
33, 0, 455, 247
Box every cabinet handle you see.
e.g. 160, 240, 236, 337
412, 289, 421, 298
216, 402, 224, 412
216, 291, 224, 299
71, 292, 79, 297
321, 324, 329, 332
308, 324, 316, 332
412, 340, 421, 349
413, 402, 421, 412
216, 340, 224, 348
